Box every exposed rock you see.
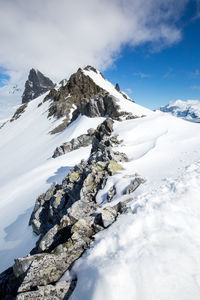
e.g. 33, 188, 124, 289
101, 206, 118, 228
22, 69, 54, 104
10, 103, 27, 122
107, 160, 124, 174
107, 185, 116, 202
116, 198, 133, 214
52, 128, 95, 158
123, 177, 145, 195
16, 280, 76, 300
44, 67, 137, 134
0, 118, 143, 298
115, 83, 120, 92
38, 224, 59, 252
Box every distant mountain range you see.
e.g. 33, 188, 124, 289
159, 99, 200, 123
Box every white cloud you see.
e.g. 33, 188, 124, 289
0, 0, 191, 82
125, 88, 133, 95
133, 72, 151, 78
191, 85, 200, 90
190, 69, 200, 77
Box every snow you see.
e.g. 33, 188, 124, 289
0, 83, 23, 126
160, 99, 200, 122
83, 68, 152, 117
1, 68, 200, 299
0, 95, 104, 271
69, 112, 200, 300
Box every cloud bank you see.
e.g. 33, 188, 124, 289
0, 0, 191, 81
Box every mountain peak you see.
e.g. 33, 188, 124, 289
83, 65, 98, 73
22, 69, 54, 104
160, 99, 200, 123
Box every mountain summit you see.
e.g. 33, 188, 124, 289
22, 69, 54, 104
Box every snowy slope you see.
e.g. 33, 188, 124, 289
0, 94, 104, 271
1, 68, 200, 299
69, 112, 200, 300
160, 99, 200, 122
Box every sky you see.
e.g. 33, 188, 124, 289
0, 0, 200, 110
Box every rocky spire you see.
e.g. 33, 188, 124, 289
115, 83, 120, 92
22, 69, 54, 103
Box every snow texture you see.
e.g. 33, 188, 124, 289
0, 94, 104, 271
1, 69, 200, 300
69, 112, 200, 300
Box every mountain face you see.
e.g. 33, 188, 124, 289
44, 65, 137, 134
22, 69, 54, 104
160, 99, 200, 122
1, 67, 200, 299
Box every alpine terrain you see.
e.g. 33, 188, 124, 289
160, 99, 200, 122
0, 66, 200, 299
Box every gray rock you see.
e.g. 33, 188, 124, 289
0, 118, 137, 298
107, 185, 116, 202
101, 207, 118, 228
10, 103, 27, 122
115, 83, 120, 91
123, 177, 145, 195
38, 224, 59, 252
22, 69, 54, 104
16, 280, 75, 300
44, 67, 138, 134
53, 129, 95, 158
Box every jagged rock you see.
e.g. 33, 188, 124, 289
13, 253, 71, 292
16, 280, 76, 300
0, 267, 20, 299
107, 160, 124, 175
29, 183, 58, 234
68, 200, 97, 222
107, 185, 116, 202
101, 206, 118, 228
10, 103, 27, 122
115, 83, 120, 91
29, 119, 126, 236
116, 198, 133, 214
44, 67, 137, 134
52, 128, 95, 158
0, 118, 143, 298
38, 224, 59, 251
22, 69, 54, 103
73, 94, 121, 120
123, 177, 145, 194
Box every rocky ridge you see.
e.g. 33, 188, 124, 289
45, 66, 137, 134
52, 128, 96, 158
22, 69, 54, 104
0, 119, 144, 299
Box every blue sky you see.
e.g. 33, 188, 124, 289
104, 2, 200, 109
0, 0, 200, 110
0, 68, 9, 87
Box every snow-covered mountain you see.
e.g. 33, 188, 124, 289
0, 67, 200, 299
160, 99, 200, 122
0, 68, 54, 127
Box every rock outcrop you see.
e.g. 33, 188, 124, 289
22, 69, 54, 104
10, 103, 27, 122
0, 118, 145, 299
52, 128, 95, 158
44, 67, 137, 134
